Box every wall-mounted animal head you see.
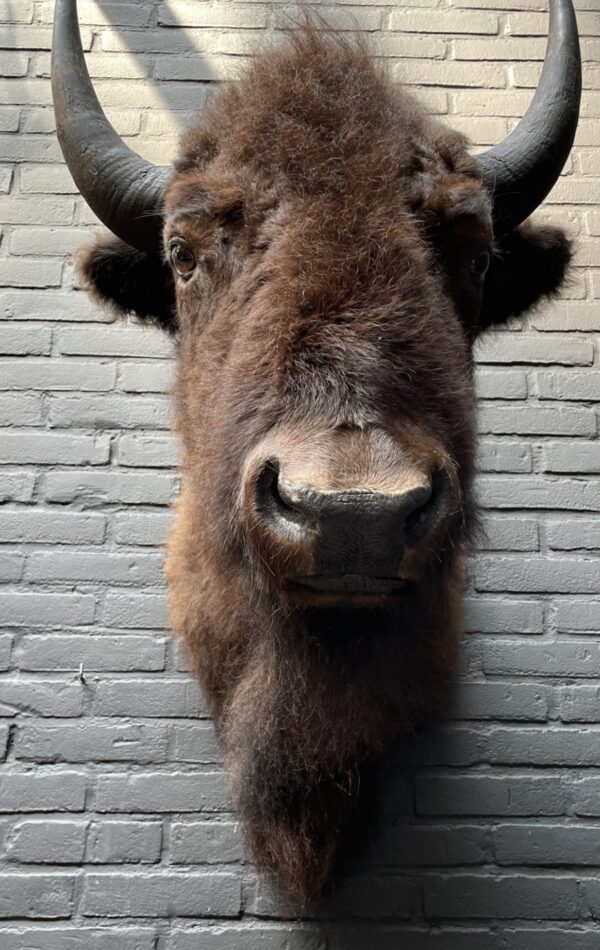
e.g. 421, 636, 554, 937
53, 0, 581, 906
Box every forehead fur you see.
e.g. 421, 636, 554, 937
169, 26, 482, 218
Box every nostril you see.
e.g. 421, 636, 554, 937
404, 490, 434, 536
254, 459, 304, 528
403, 469, 447, 543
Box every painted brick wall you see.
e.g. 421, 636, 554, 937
0, 0, 599, 946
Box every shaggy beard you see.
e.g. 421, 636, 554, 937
222, 590, 459, 907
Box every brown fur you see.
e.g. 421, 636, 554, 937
78, 26, 572, 906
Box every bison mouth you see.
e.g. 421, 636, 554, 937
284, 574, 414, 603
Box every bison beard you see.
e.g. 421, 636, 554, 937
220, 573, 462, 905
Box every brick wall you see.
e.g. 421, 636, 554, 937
0, 0, 599, 946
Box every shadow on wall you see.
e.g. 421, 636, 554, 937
243, 725, 497, 946
95, 0, 215, 131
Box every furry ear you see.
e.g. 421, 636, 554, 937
77, 235, 177, 334
478, 223, 572, 334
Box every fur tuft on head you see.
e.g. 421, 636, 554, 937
77, 235, 177, 333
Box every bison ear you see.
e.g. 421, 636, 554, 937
477, 222, 572, 335
78, 235, 177, 334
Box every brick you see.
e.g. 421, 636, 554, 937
0, 257, 62, 288
0, 930, 157, 950
0, 772, 86, 812
17, 636, 166, 673
0, 679, 85, 717
49, 394, 171, 430
20, 164, 80, 194
0, 79, 51, 106
495, 823, 600, 867
15, 721, 169, 763
573, 779, 600, 816
38, 0, 153, 27
158, 2, 267, 28
0, 392, 43, 425
114, 511, 173, 546
476, 441, 532, 474
94, 678, 206, 718
0, 360, 116, 391
0, 1, 34, 22
389, 10, 498, 33
170, 821, 242, 864
0, 593, 96, 626
0, 165, 13, 193
43, 471, 178, 505
561, 685, 600, 722
485, 726, 600, 767
26, 552, 164, 585
0, 52, 29, 77
463, 597, 544, 634
543, 443, 600, 474
117, 361, 174, 393
368, 823, 489, 867
1, 197, 74, 225
555, 601, 600, 634
449, 683, 548, 721
475, 334, 594, 366
5, 819, 86, 863
168, 929, 326, 950
397, 59, 506, 88
475, 369, 527, 400
530, 302, 600, 332
1, 432, 109, 464
0, 108, 18, 132
454, 37, 547, 61
171, 723, 221, 763
0, 325, 51, 355
0, 472, 36, 502
83, 870, 241, 918
87, 820, 162, 864
102, 592, 168, 629
0, 289, 108, 321
0, 872, 75, 918
0, 553, 24, 582
416, 773, 568, 817
483, 640, 600, 677
0, 510, 106, 544
536, 371, 600, 400
57, 326, 174, 358
377, 35, 447, 59
95, 772, 227, 813
477, 477, 600, 512
117, 433, 177, 467
475, 556, 600, 594
424, 873, 579, 919
478, 406, 596, 436
478, 516, 539, 551
0, 636, 12, 670
327, 931, 499, 950
10, 227, 93, 258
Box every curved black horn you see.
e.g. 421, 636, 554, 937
478, 0, 581, 234
52, 0, 169, 252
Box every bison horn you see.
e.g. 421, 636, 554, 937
478, 0, 581, 234
51, 0, 169, 252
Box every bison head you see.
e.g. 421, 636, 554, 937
53, 0, 580, 905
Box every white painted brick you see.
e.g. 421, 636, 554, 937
1, 1, 600, 934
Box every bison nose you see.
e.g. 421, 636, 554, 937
253, 460, 444, 579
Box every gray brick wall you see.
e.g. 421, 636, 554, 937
0, 0, 599, 945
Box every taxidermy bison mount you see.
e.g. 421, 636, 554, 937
52, 0, 581, 906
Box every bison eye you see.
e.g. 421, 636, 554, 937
170, 240, 197, 279
471, 251, 491, 279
